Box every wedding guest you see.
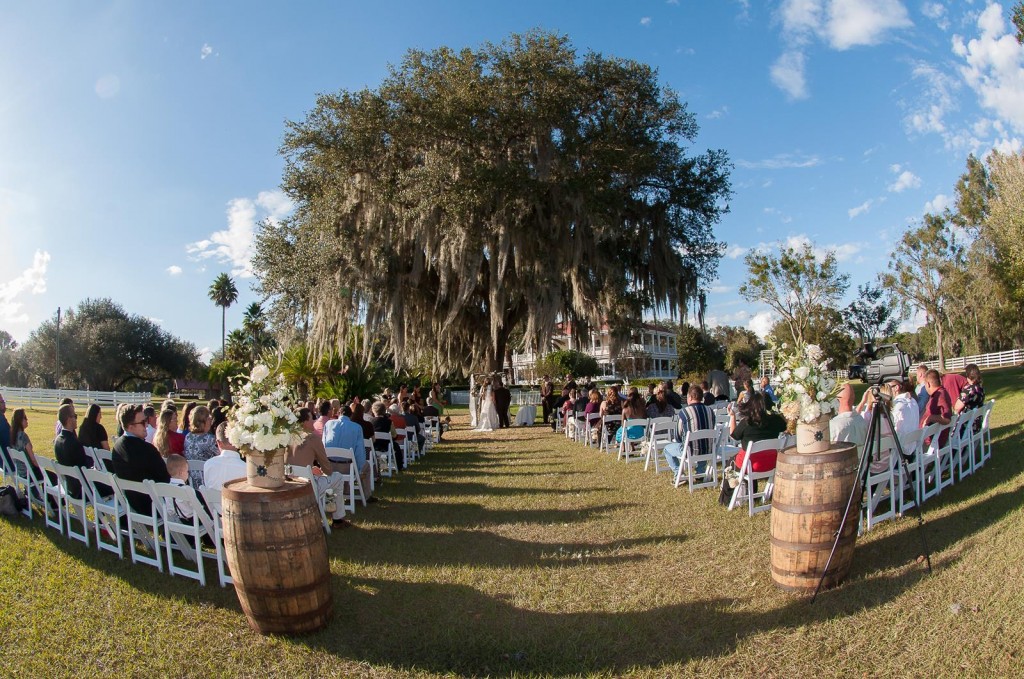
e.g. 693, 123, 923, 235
110, 404, 170, 514
830, 384, 867, 458
143, 405, 158, 443
55, 397, 74, 437
153, 407, 186, 457
54, 403, 89, 499
322, 405, 374, 499
209, 398, 228, 432
720, 392, 786, 505
184, 405, 217, 488
164, 455, 195, 521
179, 401, 198, 434
313, 401, 332, 436
954, 364, 985, 414
664, 380, 683, 409
599, 386, 623, 438
920, 369, 953, 447
914, 364, 930, 414
77, 404, 110, 451
662, 385, 715, 476
646, 384, 674, 419
700, 380, 716, 406
202, 422, 247, 490
10, 408, 40, 470
372, 401, 403, 470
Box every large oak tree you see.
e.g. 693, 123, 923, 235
253, 31, 731, 373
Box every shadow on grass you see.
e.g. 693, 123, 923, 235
365, 500, 636, 528
401, 479, 617, 498
301, 552, 958, 676
335, 529, 686, 569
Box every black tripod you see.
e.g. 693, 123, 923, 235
811, 386, 933, 602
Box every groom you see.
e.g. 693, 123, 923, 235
492, 376, 512, 428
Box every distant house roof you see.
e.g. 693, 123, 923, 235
172, 379, 211, 391
553, 320, 676, 336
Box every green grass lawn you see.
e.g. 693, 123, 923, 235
2, 368, 1023, 677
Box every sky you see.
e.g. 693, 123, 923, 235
2, 0, 1023, 362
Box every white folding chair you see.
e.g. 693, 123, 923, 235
674, 428, 719, 492
82, 467, 125, 558
91, 447, 114, 472
862, 438, 897, 531
728, 438, 779, 516
324, 446, 367, 511
373, 432, 398, 477
110, 476, 164, 572
8, 448, 43, 520
34, 455, 65, 533
404, 426, 419, 462
642, 417, 675, 473
598, 414, 622, 454
918, 422, 950, 502
949, 410, 974, 481
198, 486, 233, 587
363, 438, 376, 492
969, 405, 988, 470
286, 465, 333, 533
617, 418, 648, 462
151, 482, 217, 586
424, 417, 441, 445
53, 462, 92, 546
186, 460, 207, 488
583, 413, 602, 448
978, 400, 995, 466
896, 428, 924, 514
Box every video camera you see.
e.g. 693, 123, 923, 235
848, 342, 911, 385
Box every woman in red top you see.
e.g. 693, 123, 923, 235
153, 407, 186, 457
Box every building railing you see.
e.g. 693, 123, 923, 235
0, 386, 152, 410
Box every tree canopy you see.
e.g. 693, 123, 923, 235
18, 298, 200, 390
254, 30, 731, 373
739, 242, 849, 347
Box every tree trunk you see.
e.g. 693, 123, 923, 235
935, 320, 945, 370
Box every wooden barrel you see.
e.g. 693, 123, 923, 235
222, 478, 333, 634
770, 442, 860, 594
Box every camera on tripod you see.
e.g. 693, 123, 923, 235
847, 342, 910, 385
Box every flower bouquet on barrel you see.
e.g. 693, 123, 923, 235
772, 342, 841, 453
226, 363, 305, 488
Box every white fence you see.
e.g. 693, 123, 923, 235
922, 349, 1024, 371
0, 386, 152, 410
450, 389, 542, 406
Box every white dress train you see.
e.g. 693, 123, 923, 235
475, 386, 500, 432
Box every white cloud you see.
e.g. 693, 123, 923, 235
703, 309, 751, 328
921, 1, 949, 31
0, 250, 50, 325
772, 0, 912, 97
709, 285, 733, 294
848, 199, 874, 218
763, 206, 794, 223
725, 245, 749, 259
825, 0, 913, 50
771, 50, 809, 99
924, 193, 951, 213
640, 16, 652, 26
888, 169, 922, 192
736, 153, 822, 169
952, 4, 1024, 135
666, 0, 679, 4
748, 310, 775, 340
199, 347, 214, 364
781, 234, 864, 261
148, 317, 164, 326
707, 105, 729, 119
201, 43, 215, 60
902, 60, 961, 138
187, 189, 294, 278
166, 265, 183, 276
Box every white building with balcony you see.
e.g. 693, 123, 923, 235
510, 322, 678, 384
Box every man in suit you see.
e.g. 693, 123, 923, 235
54, 403, 89, 499
492, 376, 512, 428
540, 375, 555, 425
111, 403, 170, 514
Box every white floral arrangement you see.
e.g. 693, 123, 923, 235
226, 363, 305, 454
773, 342, 842, 424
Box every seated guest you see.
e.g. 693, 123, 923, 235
736, 379, 755, 406
954, 363, 985, 415
941, 370, 968, 407
645, 383, 657, 407
55, 397, 74, 437
371, 401, 402, 469
203, 422, 247, 490
209, 399, 227, 433
759, 376, 776, 409
290, 407, 349, 526
179, 401, 198, 434
858, 378, 920, 439
324, 405, 374, 496
599, 386, 623, 438
584, 388, 603, 441
404, 401, 427, 454
616, 388, 647, 445
920, 368, 953, 447
351, 402, 376, 445
164, 454, 195, 521
54, 403, 90, 499
313, 401, 332, 436
663, 385, 715, 476
184, 406, 218, 489
664, 381, 683, 410
551, 387, 571, 432
830, 384, 867, 458
10, 408, 41, 473
645, 384, 674, 419
153, 407, 186, 457
913, 364, 930, 415
720, 392, 786, 505
388, 404, 408, 457
111, 404, 170, 514
144, 405, 157, 444
78, 404, 110, 451
700, 381, 716, 406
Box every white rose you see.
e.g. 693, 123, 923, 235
793, 383, 806, 394
251, 364, 271, 382
802, 401, 821, 422
794, 366, 810, 380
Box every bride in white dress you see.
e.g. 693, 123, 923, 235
468, 375, 478, 428
475, 377, 500, 432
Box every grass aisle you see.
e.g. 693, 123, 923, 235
2, 369, 1024, 677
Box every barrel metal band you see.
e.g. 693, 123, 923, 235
770, 500, 849, 513
234, 571, 332, 598
770, 533, 856, 551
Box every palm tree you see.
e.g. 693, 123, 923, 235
242, 302, 276, 366
208, 273, 239, 359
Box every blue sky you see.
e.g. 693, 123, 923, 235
2, 1, 1022, 361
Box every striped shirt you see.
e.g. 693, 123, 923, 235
677, 403, 715, 455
